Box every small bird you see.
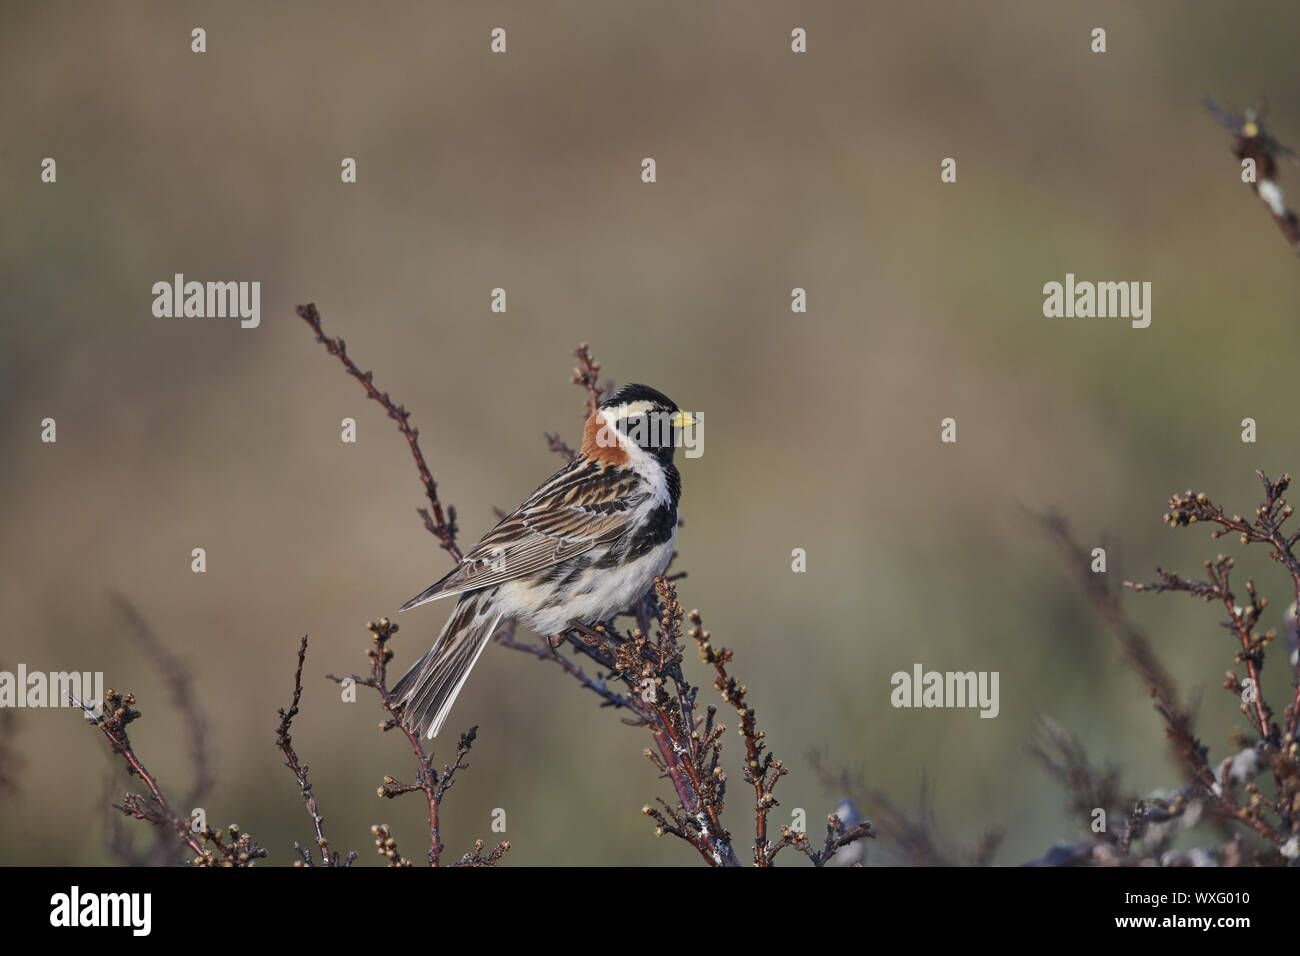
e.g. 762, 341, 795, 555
392, 384, 696, 738
1205, 96, 1300, 252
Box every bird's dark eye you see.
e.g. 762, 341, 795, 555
615, 413, 679, 451
615, 415, 644, 437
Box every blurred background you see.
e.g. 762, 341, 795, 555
3, 0, 1300, 865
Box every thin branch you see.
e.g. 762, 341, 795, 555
687, 601, 787, 865
570, 343, 607, 419
276, 636, 353, 867
296, 303, 461, 562
78, 689, 268, 866
111, 594, 213, 809
327, 617, 506, 867
494, 621, 637, 711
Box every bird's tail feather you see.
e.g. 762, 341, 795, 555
391, 593, 501, 739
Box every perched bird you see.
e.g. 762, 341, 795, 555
1205, 96, 1300, 252
392, 384, 697, 738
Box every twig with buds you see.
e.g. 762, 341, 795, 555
1023, 479, 1297, 863
325, 617, 507, 867
570, 343, 608, 419
296, 303, 461, 561
112, 595, 213, 810
276, 635, 356, 867
1120, 472, 1300, 854
81, 688, 267, 866
1025, 719, 1279, 866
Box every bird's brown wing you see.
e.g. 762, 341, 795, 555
397, 458, 646, 611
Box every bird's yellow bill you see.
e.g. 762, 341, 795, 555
671, 411, 698, 428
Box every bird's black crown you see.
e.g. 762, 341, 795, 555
600, 383, 678, 412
